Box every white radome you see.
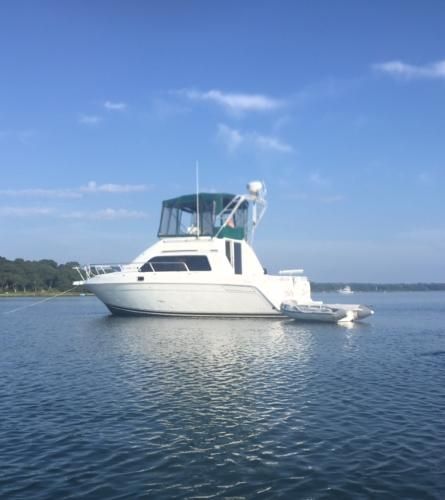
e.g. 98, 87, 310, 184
247, 180, 263, 196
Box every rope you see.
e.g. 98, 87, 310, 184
2, 287, 79, 315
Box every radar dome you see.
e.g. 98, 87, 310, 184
247, 181, 263, 195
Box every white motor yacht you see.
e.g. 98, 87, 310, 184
74, 181, 373, 321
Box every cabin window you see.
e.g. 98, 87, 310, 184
140, 255, 211, 272
225, 240, 231, 265
234, 242, 242, 275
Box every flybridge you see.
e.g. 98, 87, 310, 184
157, 183, 266, 243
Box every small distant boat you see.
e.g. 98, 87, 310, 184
338, 285, 354, 295
281, 301, 374, 323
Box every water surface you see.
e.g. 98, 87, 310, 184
1, 292, 444, 499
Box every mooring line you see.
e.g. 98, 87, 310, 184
2, 287, 79, 315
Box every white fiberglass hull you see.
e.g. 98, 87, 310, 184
86, 281, 282, 317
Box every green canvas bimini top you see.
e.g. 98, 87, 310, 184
158, 192, 248, 240
162, 193, 237, 213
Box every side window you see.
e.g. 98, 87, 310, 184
140, 255, 211, 272
225, 240, 232, 265
234, 242, 242, 275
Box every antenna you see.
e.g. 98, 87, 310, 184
195, 161, 200, 237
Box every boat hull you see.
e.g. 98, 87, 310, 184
86, 281, 282, 318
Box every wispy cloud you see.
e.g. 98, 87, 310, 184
308, 172, 330, 186
217, 124, 244, 152
63, 208, 149, 220
217, 124, 293, 153
0, 182, 151, 198
78, 114, 102, 125
254, 134, 293, 153
80, 181, 149, 193
282, 192, 344, 204
320, 195, 344, 203
0, 188, 82, 198
151, 96, 191, 119
0, 129, 37, 144
397, 228, 445, 246
418, 172, 432, 184
0, 206, 148, 220
104, 100, 127, 111
373, 59, 445, 80
178, 89, 284, 114
0, 206, 55, 216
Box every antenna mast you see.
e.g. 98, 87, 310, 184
195, 161, 200, 237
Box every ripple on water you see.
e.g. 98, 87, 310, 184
0, 294, 445, 498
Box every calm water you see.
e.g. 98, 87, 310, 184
1, 292, 444, 499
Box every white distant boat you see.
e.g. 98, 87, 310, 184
73, 181, 373, 321
338, 285, 354, 295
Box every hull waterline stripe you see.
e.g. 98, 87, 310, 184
105, 303, 282, 318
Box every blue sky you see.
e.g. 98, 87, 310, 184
1, 1, 444, 281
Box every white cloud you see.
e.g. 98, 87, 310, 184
179, 89, 284, 114
217, 124, 244, 152
418, 172, 432, 184
320, 195, 344, 203
0, 129, 37, 144
373, 60, 445, 80
63, 208, 149, 220
309, 172, 330, 186
283, 192, 309, 201
0, 206, 148, 219
0, 206, 54, 216
151, 97, 191, 119
18, 130, 36, 145
254, 134, 293, 153
282, 192, 344, 203
397, 228, 445, 242
0, 182, 151, 198
80, 181, 149, 193
217, 124, 293, 153
104, 100, 127, 111
0, 188, 81, 198
78, 114, 102, 125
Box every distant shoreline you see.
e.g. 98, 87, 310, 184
1, 284, 445, 299
310, 283, 445, 292
0, 292, 93, 298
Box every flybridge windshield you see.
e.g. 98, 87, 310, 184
157, 193, 248, 240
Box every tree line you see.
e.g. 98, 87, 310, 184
0, 257, 81, 293
1, 256, 444, 294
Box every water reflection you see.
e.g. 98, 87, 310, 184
2, 295, 445, 499
92, 317, 317, 436
96, 316, 316, 365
